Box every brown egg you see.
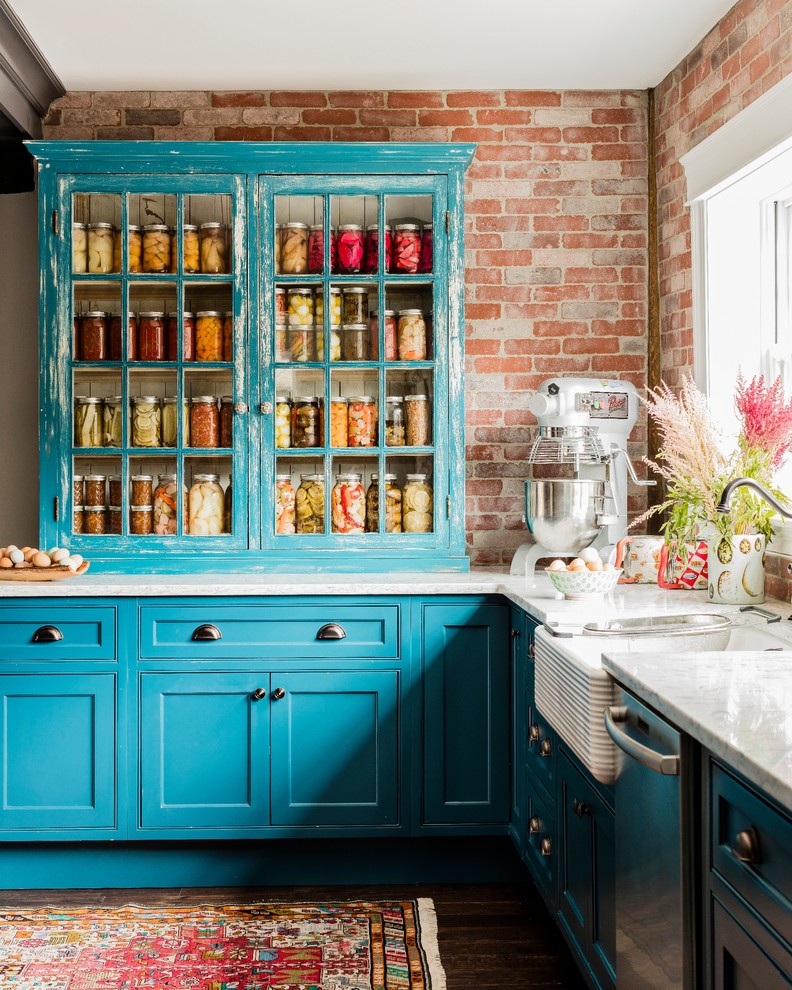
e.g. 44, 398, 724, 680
567, 561, 587, 572
5, 544, 18, 555
24, 548, 39, 562
0, 557, 13, 568
32, 551, 52, 568
51, 548, 70, 563
586, 559, 604, 571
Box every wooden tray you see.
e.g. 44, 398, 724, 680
0, 561, 90, 582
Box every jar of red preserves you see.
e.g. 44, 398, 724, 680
166, 312, 195, 361
110, 312, 137, 361
363, 224, 394, 274
190, 395, 220, 448
336, 224, 364, 274
420, 222, 433, 273
138, 311, 166, 361
393, 223, 421, 274
307, 224, 335, 273
80, 311, 108, 361
369, 309, 396, 361
220, 395, 234, 448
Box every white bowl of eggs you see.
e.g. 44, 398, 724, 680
545, 548, 622, 599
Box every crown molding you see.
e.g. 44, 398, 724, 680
0, 0, 63, 137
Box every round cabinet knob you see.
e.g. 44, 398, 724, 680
733, 826, 761, 865
272, 687, 286, 700
251, 688, 266, 701
540, 837, 552, 857
511, 628, 520, 639
233, 401, 248, 414
528, 816, 540, 834
539, 739, 552, 758
528, 642, 536, 658
572, 798, 590, 819
529, 725, 540, 742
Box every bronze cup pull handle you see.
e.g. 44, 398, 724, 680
192, 624, 222, 641
32, 625, 63, 643
316, 623, 347, 641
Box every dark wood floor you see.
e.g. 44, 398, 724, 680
0, 881, 586, 989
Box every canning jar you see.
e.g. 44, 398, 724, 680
342, 286, 368, 325
330, 397, 348, 447
288, 287, 314, 326
308, 224, 335, 273
276, 474, 296, 534
274, 223, 281, 271
73, 223, 87, 273
153, 473, 185, 535
138, 311, 166, 362
289, 324, 316, 363
224, 477, 232, 534
190, 395, 220, 448
73, 506, 84, 534
132, 395, 161, 447
347, 396, 377, 447
161, 396, 183, 447
275, 395, 292, 448
331, 473, 366, 534
130, 474, 153, 506
336, 224, 364, 273
275, 287, 287, 323
73, 476, 85, 506
370, 310, 397, 361
103, 396, 123, 448
87, 222, 114, 274
84, 506, 106, 535
275, 324, 289, 362
108, 476, 122, 507
110, 312, 137, 361
342, 323, 369, 361
181, 224, 200, 273
166, 312, 195, 361
385, 396, 405, 446
292, 396, 321, 448
295, 474, 324, 534
74, 396, 103, 448
315, 287, 341, 327
199, 222, 228, 274
130, 504, 153, 535
403, 473, 433, 533
195, 311, 224, 362
220, 395, 234, 448
420, 222, 433, 273
84, 474, 106, 507
363, 224, 380, 273
113, 225, 142, 273
397, 309, 427, 360
142, 223, 171, 273
223, 311, 233, 361
188, 473, 224, 535
108, 505, 122, 535
405, 394, 430, 446
80, 311, 108, 361
366, 474, 402, 533
393, 223, 421, 274
280, 221, 308, 274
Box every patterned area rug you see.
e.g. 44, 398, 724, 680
0, 898, 445, 989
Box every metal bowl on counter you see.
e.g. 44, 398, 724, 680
582, 612, 733, 652
526, 478, 604, 553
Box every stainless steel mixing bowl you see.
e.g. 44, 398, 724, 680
525, 479, 605, 553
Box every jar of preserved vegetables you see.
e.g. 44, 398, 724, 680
138, 311, 166, 362
110, 312, 137, 361
336, 223, 364, 273
296, 474, 324, 534
132, 396, 162, 448
161, 396, 184, 447
73, 476, 85, 507
292, 396, 321, 448
366, 474, 402, 533
289, 324, 316, 363
288, 287, 314, 326
200, 222, 228, 274
181, 224, 200, 273
87, 222, 115, 274
103, 395, 123, 448
113, 225, 142, 273
153, 473, 185, 535
420, 222, 433, 273
275, 324, 290, 363
274, 223, 281, 270
275, 287, 287, 323
107, 505, 122, 535
275, 475, 296, 534
73, 222, 87, 273
84, 506, 106, 535
332, 473, 366, 534
142, 223, 171, 273
385, 396, 405, 446
342, 323, 369, 361
220, 395, 234, 448
195, 311, 224, 361
84, 474, 106, 507
108, 476, 122, 507
188, 473, 224, 535
308, 224, 335, 273
223, 311, 233, 362
330, 397, 348, 447
190, 395, 220, 448
80, 311, 108, 361
397, 309, 427, 360
74, 396, 103, 448
393, 223, 421, 274
342, 286, 368, 325
166, 312, 195, 361
370, 310, 397, 361
347, 396, 377, 447
130, 504, 153, 535
73, 505, 84, 534
224, 476, 232, 534
275, 395, 292, 448
403, 474, 433, 533
363, 224, 379, 274
404, 394, 430, 446
130, 474, 153, 506
280, 221, 308, 274
315, 287, 341, 327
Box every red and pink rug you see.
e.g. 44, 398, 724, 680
0, 898, 446, 989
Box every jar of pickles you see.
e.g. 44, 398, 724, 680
166, 312, 195, 361
275, 395, 292, 448
331, 473, 366, 534
181, 224, 200, 273
142, 223, 171, 273
195, 311, 224, 362
153, 473, 185, 535
315, 287, 341, 327
84, 474, 106, 507
363, 224, 393, 274
342, 286, 368, 325
385, 396, 405, 446
103, 396, 123, 448
336, 223, 364, 273
73, 222, 87, 273
420, 222, 433, 273
80, 311, 108, 361
220, 395, 234, 448
223, 311, 233, 362
393, 223, 421, 274
138, 312, 166, 362
347, 396, 377, 447
289, 324, 316, 363
292, 396, 321, 448
199, 222, 227, 273
190, 395, 220, 448
366, 474, 402, 533
330, 397, 348, 447
188, 473, 224, 535
87, 222, 115, 274
113, 225, 142, 273
370, 309, 397, 361
342, 323, 369, 361
288, 287, 314, 326
275, 475, 296, 535
280, 221, 308, 274
161, 396, 184, 447
275, 287, 287, 323
224, 477, 232, 534
397, 310, 427, 360
132, 395, 162, 448
295, 474, 324, 534
403, 474, 433, 533
274, 223, 281, 271
84, 505, 106, 535
275, 324, 290, 363
110, 312, 137, 361
74, 396, 103, 448
405, 393, 430, 446
307, 224, 335, 273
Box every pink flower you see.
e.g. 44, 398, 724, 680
735, 372, 792, 469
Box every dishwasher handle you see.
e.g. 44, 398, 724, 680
605, 706, 680, 776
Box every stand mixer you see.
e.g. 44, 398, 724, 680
510, 377, 654, 577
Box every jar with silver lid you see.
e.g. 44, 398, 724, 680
295, 474, 324, 534
404, 393, 430, 446
336, 223, 364, 274
403, 473, 433, 533
161, 396, 188, 447
293, 396, 321, 448
72, 222, 87, 273
366, 473, 402, 533
114, 224, 142, 273
280, 221, 308, 274
87, 222, 115, 274
200, 222, 228, 274
393, 223, 421, 274
103, 395, 124, 448
74, 396, 103, 448
275, 395, 292, 448
132, 395, 161, 448
142, 223, 171, 273
190, 395, 220, 448
188, 473, 225, 535
385, 396, 405, 446
331, 472, 366, 534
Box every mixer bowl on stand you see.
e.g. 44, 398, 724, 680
525, 478, 605, 554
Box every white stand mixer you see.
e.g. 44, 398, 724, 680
510, 377, 654, 578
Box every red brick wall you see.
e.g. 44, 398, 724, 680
43, 89, 649, 566
654, 0, 792, 387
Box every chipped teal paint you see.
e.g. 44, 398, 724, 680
27, 142, 474, 574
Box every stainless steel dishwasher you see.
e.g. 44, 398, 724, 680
605, 688, 695, 990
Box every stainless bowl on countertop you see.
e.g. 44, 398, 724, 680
526, 478, 604, 554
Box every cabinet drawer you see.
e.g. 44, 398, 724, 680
0, 606, 116, 662
140, 603, 400, 659
711, 761, 792, 938
525, 784, 557, 910
526, 700, 555, 801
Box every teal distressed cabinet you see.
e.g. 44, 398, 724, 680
27, 141, 474, 575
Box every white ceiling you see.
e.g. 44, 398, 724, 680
9, 0, 737, 92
